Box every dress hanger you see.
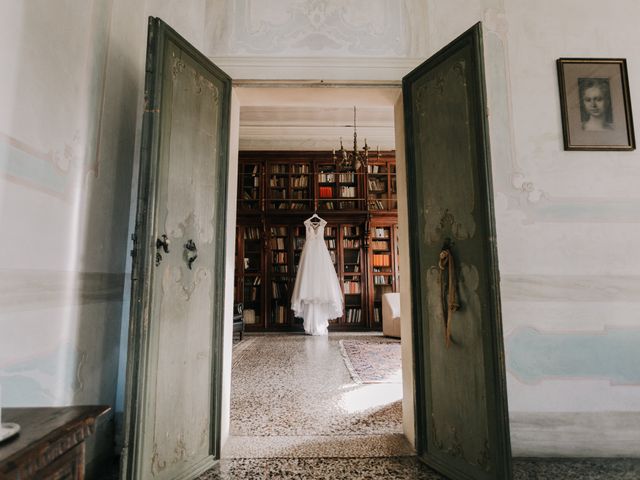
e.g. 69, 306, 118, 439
307, 212, 322, 224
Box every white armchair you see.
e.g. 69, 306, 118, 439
382, 292, 401, 338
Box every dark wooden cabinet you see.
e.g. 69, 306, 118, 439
235, 151, 398, 331
0, 406, 110, 480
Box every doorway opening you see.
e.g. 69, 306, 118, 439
222, 84, 416, 460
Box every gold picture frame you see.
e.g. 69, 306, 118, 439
557, 58, 635, 151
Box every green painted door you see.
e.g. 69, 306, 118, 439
122, 18, 231, 480
403, 23, 512, 480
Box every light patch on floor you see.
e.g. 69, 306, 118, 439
338, 382, 402, 414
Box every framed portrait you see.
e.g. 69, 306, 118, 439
557, 58, 635, 151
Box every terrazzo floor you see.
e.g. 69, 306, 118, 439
197, 333, 640, 479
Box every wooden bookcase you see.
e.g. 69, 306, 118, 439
235, 224, 264, 328
367, 222, 400, 329
235, 151, 397, 332
238, 161, 263, 212
367, 156, 397, 211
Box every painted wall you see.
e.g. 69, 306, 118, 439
204, 0, 428, 80
409, 0, 640, 458
495, 0, 640, 456
0, 0, 130, 409
0, 0, 147, 470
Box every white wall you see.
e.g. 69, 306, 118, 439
494, 0, 640, 456
0, 0, 140, 410
0, 0, 147, 470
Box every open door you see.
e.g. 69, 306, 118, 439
122, 18, 231, 480
403, 23, 512, 479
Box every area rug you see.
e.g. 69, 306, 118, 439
339, 339, 402, 384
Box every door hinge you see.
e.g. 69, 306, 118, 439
130, 233, 138, 258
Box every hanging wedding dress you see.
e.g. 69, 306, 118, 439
291, 216, 343, 335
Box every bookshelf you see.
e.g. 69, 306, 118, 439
268, 225, 291, 327
317, 163, 363, 211
340, 224, 364, 326
267, 161, 312, 211
238, 162, 262, 212
368, 224, 399, 328
367, 157, 397, 211
235, 225, 264, 327
235, 151, 398, 331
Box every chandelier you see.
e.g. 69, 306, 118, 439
332, 106, 370, 171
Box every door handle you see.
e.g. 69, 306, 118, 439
155, 234, 170, 266
184, 239, 198, 270
156, 234, 170, 253
438, 240, 460, 348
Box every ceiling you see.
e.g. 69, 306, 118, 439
236, 86, 399, 151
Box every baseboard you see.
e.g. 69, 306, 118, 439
510, 411, 640, 457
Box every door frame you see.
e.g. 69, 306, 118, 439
122, 35, 510, 471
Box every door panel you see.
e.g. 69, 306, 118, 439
123, 18, 231, 480
403, 23, 511, 480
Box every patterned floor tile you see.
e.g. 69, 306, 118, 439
195, 333, 640, 479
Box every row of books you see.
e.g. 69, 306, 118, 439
343, 226, 361, 236
271, 164, 288, 173
243, 286, 260, 301
338, 172, 355, 183
272, 305, 288, 324
372, 254, 391, 267
271, 227, 288, 236
321, 201, 358, 209
368, 200, 387, 210
374, 275, 391, 285
339, 186, 356, 198
290, 191, 307, 199
318, 173, 336, 183
343, 239, 361, 249
368, 165, 388, 174
271, 282, 289, 299
368, 178, 387, 191
319, 186, 334, 198
270, 189, 287, 199
269, 178, 287, 187
292, 164, 309, 173
373, 227, 390, 239
242, 190, 258, 200
269, 201, 309, 209
272, 252, 287, 264
244, 228, 261, 239
291, 176, 308, 187
343, 280, 361, 294
270, 238, 286, 250
371, 240, 389, 250
345, 308, 362, 323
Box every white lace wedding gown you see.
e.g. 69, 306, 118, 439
291, 218, 343, 335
